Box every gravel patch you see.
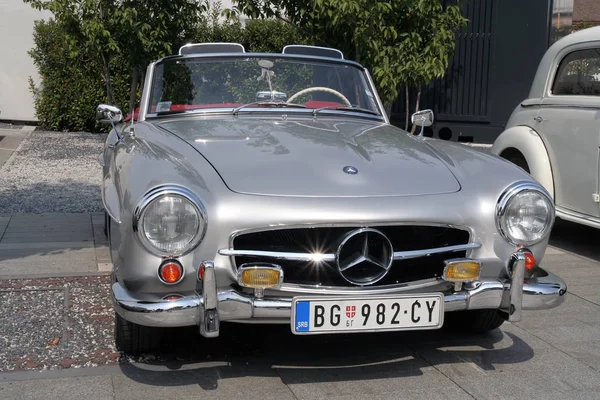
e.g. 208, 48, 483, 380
0, 275, 119, 371
0, 131, 106, 213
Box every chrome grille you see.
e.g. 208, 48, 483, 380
225, 226, 472, 287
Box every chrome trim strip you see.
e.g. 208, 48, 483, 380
227, 222, 473, 249
151, 52, 366, 74
364, 68, 389, 123
539, 102, 600, 110
556, 206, 600, 229
218, 243, 481, 262
507, 252, 525, 322
146, 107, 385, 121
393, 243, 481, 260
219, 249, 336, 262
138, 63, 154, 122
199, 260, 219, 337
276, 278, 449, 295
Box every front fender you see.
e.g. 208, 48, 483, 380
491, 126, 554, 200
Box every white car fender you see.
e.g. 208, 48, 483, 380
491, 125, 555, 200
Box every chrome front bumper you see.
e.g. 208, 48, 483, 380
112, 253, 567, 336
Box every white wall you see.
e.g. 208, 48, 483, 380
0, 0, 52, 122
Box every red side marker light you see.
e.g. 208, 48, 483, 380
159, 261, 183, 284
198, 263, 205, 281
524, 252, 537, 270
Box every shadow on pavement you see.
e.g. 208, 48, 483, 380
549, 218, 600, 261
118, 323, 533, 390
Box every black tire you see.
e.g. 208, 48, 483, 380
444, 309, 506, 333
114, 312, 162, 354
503, 150, 530, 174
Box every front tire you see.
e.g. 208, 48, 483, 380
114, 312, 162, 354
444, 309, 506, 333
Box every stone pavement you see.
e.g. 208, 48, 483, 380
0, 216, 599, 399
0, 126, 35, 169
0, 213, 111, 278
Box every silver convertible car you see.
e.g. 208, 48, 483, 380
97, 43, 567, 354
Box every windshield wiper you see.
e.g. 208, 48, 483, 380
312, 105, 380, 117
232, 101, 306, 116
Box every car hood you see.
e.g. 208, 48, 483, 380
157, 117, 461, 197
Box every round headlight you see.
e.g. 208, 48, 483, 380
496, 183, 554, 245
134, 187, 206, 255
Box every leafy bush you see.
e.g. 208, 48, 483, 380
28, 9, 308, 132
28, 20, 129, 132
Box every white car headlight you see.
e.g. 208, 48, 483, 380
134, 187, 206, 256
496, 182, 554, 246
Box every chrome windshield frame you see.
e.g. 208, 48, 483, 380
138, 52, 388, 123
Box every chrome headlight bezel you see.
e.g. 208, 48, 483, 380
133, 186, 207, 256
496, 181, 555, 246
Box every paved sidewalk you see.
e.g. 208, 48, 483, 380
0, 216, 599, 400
0, 213, 111, 278
0, 126, 35, 168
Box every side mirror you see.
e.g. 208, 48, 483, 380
411, 109, 434, 128
96, 104, 123, 124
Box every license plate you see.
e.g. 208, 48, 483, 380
291, 294, 444, 335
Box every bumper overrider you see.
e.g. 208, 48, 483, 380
111, 251, 567, 337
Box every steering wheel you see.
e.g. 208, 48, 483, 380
287, 86, 352, 106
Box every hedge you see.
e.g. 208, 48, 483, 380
28, 16, 310, 132
28, 19, 130, 132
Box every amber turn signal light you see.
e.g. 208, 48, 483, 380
159, 260, 183, 284
443, 259, 481, 282
237, 264, 283, 289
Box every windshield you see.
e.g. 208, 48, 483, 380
147, 56, 381, 117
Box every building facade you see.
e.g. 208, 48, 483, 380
573, 0, 600, 24
0, 0, 51, 122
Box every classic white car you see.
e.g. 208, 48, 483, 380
492, 25, 600, 229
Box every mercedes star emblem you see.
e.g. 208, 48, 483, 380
336, 228, 394, 285
343, 166, 358, 174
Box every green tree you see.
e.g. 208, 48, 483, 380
197, 1, 310, 51
24, 0, 121, 105
27, 19, 129, 131
232, 0, 467, 127
24, 0, 312, 131
23, 0, 206, 111
114, 0, 206, 112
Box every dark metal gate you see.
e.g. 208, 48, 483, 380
391, 0, 552, 143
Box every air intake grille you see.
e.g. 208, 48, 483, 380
232, 226, 471, 287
